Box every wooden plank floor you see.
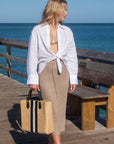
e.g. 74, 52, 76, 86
0, 73, 114, 144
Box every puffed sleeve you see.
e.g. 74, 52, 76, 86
66, 28, 78, 84
27, 26, 39, 85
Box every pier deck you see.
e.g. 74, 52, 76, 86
0, 73, 114, 144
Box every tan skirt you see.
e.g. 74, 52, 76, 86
39, 60, 70, 135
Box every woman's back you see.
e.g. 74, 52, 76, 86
50, 25, 58, 54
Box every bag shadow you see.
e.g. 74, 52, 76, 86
7, 103, 49, 144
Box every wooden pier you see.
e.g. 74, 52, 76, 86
0, 38, 114, 143
0, 73, 114, 144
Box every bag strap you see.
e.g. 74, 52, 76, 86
27, 89, 42, 100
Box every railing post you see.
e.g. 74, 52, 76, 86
6, 46, 11, 77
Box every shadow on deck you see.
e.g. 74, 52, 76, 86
7, 103, 48, 144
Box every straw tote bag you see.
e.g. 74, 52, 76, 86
20, 89, 54, 134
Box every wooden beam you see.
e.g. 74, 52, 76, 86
78, 67, 114, 86
6, 46, 11, 77
0, 65, 27, 78
77, 48, 114, 64
107, 85, 114, 128
0, 53, 26, 64
0, 38, 28, 49
81, 100, 95, 131
79, 59, 114, 75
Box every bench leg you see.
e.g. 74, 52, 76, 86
81, 100, 95, 131
107, 86, 114, 128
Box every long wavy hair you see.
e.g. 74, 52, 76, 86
40, 0, 67, 25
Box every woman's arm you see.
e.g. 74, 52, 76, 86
27, 26, 40, 91
66, 28, 78, 92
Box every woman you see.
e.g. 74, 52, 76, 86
27, 0, 78, 144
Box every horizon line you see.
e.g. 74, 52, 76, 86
0, 22, 114, 24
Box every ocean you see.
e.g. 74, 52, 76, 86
0, 23, 114, 120
0, 23, 114, 85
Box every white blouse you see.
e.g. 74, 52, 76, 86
27, 23, 78, 85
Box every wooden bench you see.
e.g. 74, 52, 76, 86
71, 49, 114, 130
68, 85, 110, 131
67, 50, 114, 131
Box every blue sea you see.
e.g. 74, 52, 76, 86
0, 23, 114, 85
0, 23, 114, 120
0, 23, 114, 81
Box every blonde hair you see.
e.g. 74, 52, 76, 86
40, 0, 67, 25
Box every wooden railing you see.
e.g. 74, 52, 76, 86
0, 38, 27, 78
0, 38, 114, 87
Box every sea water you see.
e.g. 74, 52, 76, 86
0, 23, 114, 84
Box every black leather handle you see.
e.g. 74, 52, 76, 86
27, 89, 42, 100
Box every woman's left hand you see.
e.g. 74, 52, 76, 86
69, 84, 76, 93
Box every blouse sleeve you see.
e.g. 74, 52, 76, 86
27, 27, 39, 85
66, 28, 78, 84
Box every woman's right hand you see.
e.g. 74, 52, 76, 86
30, 84, 40, 92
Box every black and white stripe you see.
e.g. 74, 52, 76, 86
31, 100, 38, 133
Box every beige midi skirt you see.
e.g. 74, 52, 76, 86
39, 60, 70, 135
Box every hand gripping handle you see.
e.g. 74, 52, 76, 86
27, 89, 42, 101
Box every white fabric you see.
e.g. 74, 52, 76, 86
27, 23, 78, 85
33, 100, 36, 133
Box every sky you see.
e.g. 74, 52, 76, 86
0, 0, 114, 23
